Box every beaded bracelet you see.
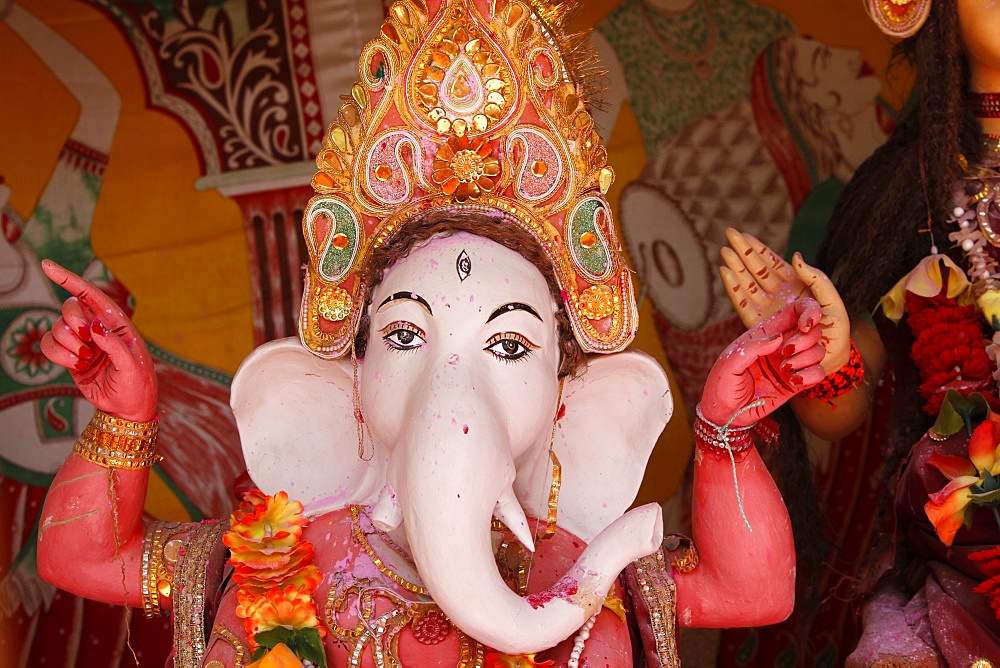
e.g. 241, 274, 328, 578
799, 340, 864, 404
73, 410, 160, 470
693, 405, 778, 462
694, 406, 755, 461
694, 402, 780, 532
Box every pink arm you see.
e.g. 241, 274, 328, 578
674, 299, 825, 626
36, 260, 158, 607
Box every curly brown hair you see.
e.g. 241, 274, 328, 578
352, 207, 587, 378
817, 0, 979, 314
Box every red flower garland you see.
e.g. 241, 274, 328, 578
906, 293, 999, 414
971, 546, 1000, 620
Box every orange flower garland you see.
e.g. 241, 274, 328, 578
225, 490, 326, 666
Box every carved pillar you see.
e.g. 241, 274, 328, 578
201, 164, 315, 345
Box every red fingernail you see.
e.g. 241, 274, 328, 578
74, 360, 90, 372
781, 362, 793, 374
78, 346, 93, 359
78, 326, 92, 342
783, 344, 795, 356
91, 320, 105, 336
791, 375, 804, 386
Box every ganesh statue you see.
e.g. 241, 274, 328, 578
32, 1, 825, 666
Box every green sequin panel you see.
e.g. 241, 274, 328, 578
313, 199, 360, 282
568, 198, 611, 280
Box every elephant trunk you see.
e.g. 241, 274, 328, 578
390, 406, 663, 655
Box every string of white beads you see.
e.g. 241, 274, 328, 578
566, 613, 598, 668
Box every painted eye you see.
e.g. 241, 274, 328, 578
484, 332, 537, 362
380, 322, 426, 351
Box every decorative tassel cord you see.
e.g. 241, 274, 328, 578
697, 399, 766, 533
108, 469, 139, 665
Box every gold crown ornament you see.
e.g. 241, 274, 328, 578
864, 0, 931, 38
299, 0, 637, 358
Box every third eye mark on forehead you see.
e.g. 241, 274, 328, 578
377, 292, 433, 315
456, 249, 472, 282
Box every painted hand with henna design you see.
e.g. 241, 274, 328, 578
719, 228, 851, 374
39, 260, 157, 422
700, 298, 827, 428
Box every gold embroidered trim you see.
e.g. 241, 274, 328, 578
351, 504, 430, 595
325, 577, 484, 667
172, 522, 225, 666
211, 623, 248, 667
631, 550, 680, 668
140, 521, 184, 618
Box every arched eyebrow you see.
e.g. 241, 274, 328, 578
377, 292, 433, 315
486, 302, 542, 323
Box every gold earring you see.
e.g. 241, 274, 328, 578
864, 0, 931, 38
352, 346, 372, 461
540, 378, 566, 542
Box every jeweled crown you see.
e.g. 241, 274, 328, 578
299, 0, 636, 358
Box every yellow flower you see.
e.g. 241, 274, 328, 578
246, 643, 305, 668
431, 134, 500, 202
237, 585, 327, 645
879, 254, 973, 322
232, 542, 322, 596
226, 490, 322, 595
977, 289, 1000, 331
226, 490, 308, 547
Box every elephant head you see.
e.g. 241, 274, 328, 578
231, 226, 672, 654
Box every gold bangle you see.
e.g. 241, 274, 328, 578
141, 523, 165, 618
74, 409, 160, 470
141, 521, 185, 618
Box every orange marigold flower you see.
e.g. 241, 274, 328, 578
236, 584, 326, 646
226, 490, 322, 595
227, 490, 308, 547
234, 552, 323, 598
230, 535, 315, 575
431, 134, 500, 202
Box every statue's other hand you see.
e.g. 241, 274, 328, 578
701, 298, 827, 428
719, 228, 851, 374
39, 260, 158, 422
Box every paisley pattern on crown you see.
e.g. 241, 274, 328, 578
300, 0, 637, 358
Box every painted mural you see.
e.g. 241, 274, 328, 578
1, 0, 901, 665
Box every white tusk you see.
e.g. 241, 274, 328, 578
371, 483, 403, 532
494, 487, 535, 553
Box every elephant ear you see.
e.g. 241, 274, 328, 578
517, 350, 672, 543
230, 338, 387, 514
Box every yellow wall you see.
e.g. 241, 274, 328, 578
1, 0, 253, 373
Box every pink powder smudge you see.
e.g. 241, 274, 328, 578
526, 577, 579, 609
